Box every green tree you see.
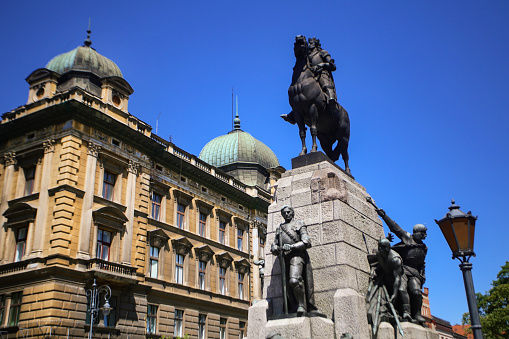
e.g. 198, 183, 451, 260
462, 261, 509, 339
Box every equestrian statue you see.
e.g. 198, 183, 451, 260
282, 35, 351, 174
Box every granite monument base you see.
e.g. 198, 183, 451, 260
248, 153, 437, 338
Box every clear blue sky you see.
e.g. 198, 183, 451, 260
2, 0, 508, 326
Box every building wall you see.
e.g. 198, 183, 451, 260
0, 87, 270, 338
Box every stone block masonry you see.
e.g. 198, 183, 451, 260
264, 159, 384, 321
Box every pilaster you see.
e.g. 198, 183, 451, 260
0, 152, 17, 262
77, 141, 100, 259
122, 160, 138, 264
31, 139, 55, 257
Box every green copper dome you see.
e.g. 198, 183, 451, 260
45, 45, 123, 78
199, 120, 279, 170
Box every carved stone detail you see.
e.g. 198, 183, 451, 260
43, 139, 56, 153
123, 143, 134, 154
87, 142, 101, 157
127, 160, 139, 175
95, 130, 109, 142
310, 169, 348, 204
4, 152, 17, 166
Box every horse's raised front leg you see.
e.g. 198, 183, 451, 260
309, 105, 318, 152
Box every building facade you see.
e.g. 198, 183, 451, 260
0, 35, 280, 338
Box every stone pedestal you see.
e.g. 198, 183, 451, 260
248, 153, 436, 338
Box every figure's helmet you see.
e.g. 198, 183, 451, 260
413, 224, 427, 233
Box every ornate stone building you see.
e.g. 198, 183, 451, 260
0, 34, 281, 338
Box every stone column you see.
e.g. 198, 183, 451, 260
0, 152, 17, 262
77, 142, 101, 259
251, 221, 262, 300
31, 139, 55, 257
122, 160, 138, 264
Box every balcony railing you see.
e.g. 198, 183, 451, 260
86, 258, 137, 281
0, 260, 28, 276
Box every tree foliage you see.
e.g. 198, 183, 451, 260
462, 261, 509, 339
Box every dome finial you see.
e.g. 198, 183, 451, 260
233, 96, 241, 130
84, 18, 92, 47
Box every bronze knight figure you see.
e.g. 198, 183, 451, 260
282, 35, 351, 173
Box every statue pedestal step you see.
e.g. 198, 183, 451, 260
266, 316, 335, 339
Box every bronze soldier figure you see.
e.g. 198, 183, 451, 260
367, 198, 428, 324
367, 237, 407, 336
271, 206, 318, 316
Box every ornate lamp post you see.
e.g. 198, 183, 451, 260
86, 279, 112, 339
435, 200, 483, 339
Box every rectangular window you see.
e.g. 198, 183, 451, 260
97, 229, 112, 261
198, 261, 206, 290
239, 321, 246, 339
219, 267, 226, 295
259, 237, 265, 258
8, 292, 22, 326
24, 166, 36, 195
147, 304, 158, 334
102, 170, 116, 200
149, 246, 159, 278
177, 203, 185, 229
151, 193, 162, 221
238, 273, 244, 300
175, 254, 184, 284
219, 317, 227, 339
174, 309, 183, 338
14, 227, 28, 262
198, 314, 206, 339
237, 229, 244, 251
219, 221, 226, 245
199, 212, 207, 237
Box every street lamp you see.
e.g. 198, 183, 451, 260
86, 279, 112, 339
435, 199, 483, 339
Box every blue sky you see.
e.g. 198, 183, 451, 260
2, 1, 508, 326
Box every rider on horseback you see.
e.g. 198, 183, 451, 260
308, 37, 337, 106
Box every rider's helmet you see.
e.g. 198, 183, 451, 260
308, 37, 321, 49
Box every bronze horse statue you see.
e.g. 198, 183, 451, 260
283, 35, 350, 174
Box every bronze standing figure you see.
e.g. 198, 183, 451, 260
271, 206, 319, 316
283, 35, 350, 173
